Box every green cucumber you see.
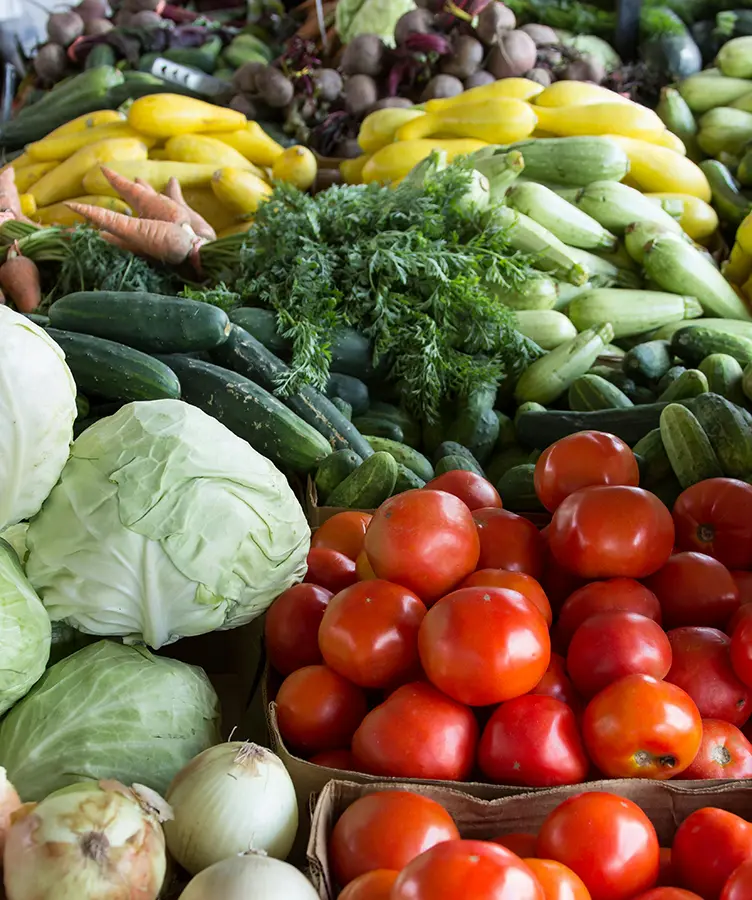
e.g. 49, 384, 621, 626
568, 374, 633, 411
85, 45, 117, 70
364, 436, 434, 481
352, 416, 403, 442
315, 450, 363, 502
494, 411, 517, 450
623, 341, 673, 384
743, 361, 752, 403
48, 292, 231, 354
330, 397, 352, 420
699, 353, 746, 405
45, 329, 180, 402
657, 369, 709, 402
633, 428, 672, 487
691, 392, 752, 479
446, 387, 499, 465
657, 365, 688, 394
159, 354, 331, 473
671, 326, 752, 367
366, 402, 421, 449
660, 403, 724, 488
485, 446, 537, 485
228, 308, 290, 357
325, 452, 399, 509
434, 455, 485, 476
393, 464, 426, 494
326, 374, 370, 417
433, 441, 479, 465
496, 464, 545, 512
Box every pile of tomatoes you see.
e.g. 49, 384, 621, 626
264, 430, 752, 785
327, 787, 752, 900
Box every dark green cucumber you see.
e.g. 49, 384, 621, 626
623, 340, 673, 384
45, 329, 180, 402
672, 326, 752, 367
485, 446, 535, 485
700, 159, 752, 225
325, 452, 398, 509
49, 292, 231, 354
691, 392, 752, 478
367, 401, 421, 448
393, 464, 426, 494
496, 464, 545, 512
211, 325, 373, 459
315, 450, 363, 502
433, 441, 480, 466
352, 416, 404, 442
229, 308, 290, 357
633, 428, 673, 487
326, 374, 370, 417
494, 411, 517, 450
159, 354, 331, 473
657, 364, 687, 394
364, 436, 434, 481
435, 455, 486, 476
660, 403, 724, 488
744, 361, 752, 403
657, 368, 709, 402
330, 397, 352, 420
568, 374, 633, 411
85, 44, 117, 70
699, 353, 746, 405
446, 387, 499, 465
24, 313, 50, 327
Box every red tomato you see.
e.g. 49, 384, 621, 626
673, 479, 752, 571
530, 654, 583, 712
725, 601, 752, 638
666, 627, 752, 726
493, 834, 539, 858
549, 486, 675, 580
554, 578, 662, 650
426, 470, 503, 510
474, 507, 546, 579
682, 719, 752, 779
731, 615, 752, 690
633, 891, 703, 900
351, 681, 478, 781
264, 583, 332, 676
462, 568, 553, 626
536, 791, 660, 900
308, 748, 358, 770
534, 431, 640, 513
355, 550, 376, 581
478, 695, 589, 787
364, 490, 479, 604
582, 674, 702, 779
524, 858, 592, 900
274, 665, 367, 755
721, 861, 752, 900
540, 528, 588, 614
311, 511, 372, 561
330, 790, 460, 886
672, 808, 752, 900
732, 571, 752, 607
318, 580, 426, 689
657, 849, 676, 888
644, 552, 740, 630
306, 547, 358, 594
566, 611, 672, 699
338, 870, 399, 900
418, 586, 551, 707
391, 840, 546, 900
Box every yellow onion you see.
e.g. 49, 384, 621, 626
3, 780, 171, 900
179, 852, 319, 900
0, 768, 21, 863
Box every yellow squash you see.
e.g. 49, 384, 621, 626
358, 108, 425, 154
426, 77, 544, 113
645, 193, 719, 242
0, 152, 32, 172
395, 99, 536, 144
650, 129, 687, 155
35, 194, 132, 226
27, 123, 157, 162
608, 136, 712, 201
164, 134, 266, 176
83, 160, 218, 196
181, 187, 238, 232
30, 138, 149, 207
217, 220, 254, 238
271, 145, 317, 190
128, 94, 247, 139
724, 240, 752, 285
211, 167, 272, 216
533, 102, 665, 139
534, 81, 633, 108
340, 154, 371, 184
19, 194, 36, 217
362, 138, 487, 184
149, 148, 171, 160
736, 211, 752, 257
211, 121, 284, 167
43, 110, 126, 141
15, 162, 57, 193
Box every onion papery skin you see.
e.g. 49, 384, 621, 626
178, 853, 319, 900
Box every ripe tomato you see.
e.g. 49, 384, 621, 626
318, 580, 426, 689
732, 570, 752, 606
657, 849, 676, 888
274, 665, 367, 755
530, 654, 583, 712
540, 527, 588, 614
391, 840, 546, 900
356, 550, 376, 581
534, 431, 639, 513
524, 858, 592, 900
474, 507, 546, 579
311, 511, 372, 561
725, 601, 752, 638
644, 552, 740, 630
478, 695, 589, 787
493, 834, 539, 858
582, 674, 702, 779
351, 681, 478, 781
364, 490, 479, 604
721, 861, 752, 900
666, 627, 752, 727
264, 583, 332, 676
682, 719, 752, 779
462, 568, 552, 626
672, 808, 752, 900
731, 615, 752, 690
338, 870, 399, 900
549, 486, 674, 580
566, 611, 672, 699
672, 479, 752, 571
536, 791, 660, 900
306, 547, 358, 594
426, 470, 503, 510
554, 578, 662, 650
329, 790, 459, 886
418, 586, 551, 707
633, 891, 703, 900
308, 749, 358, 770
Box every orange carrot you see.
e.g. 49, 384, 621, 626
0, 168, 22, 217
0, 244, 42, 313
65, 202, 200, 265
99, 166, 190, 225
163, 176, 216, 240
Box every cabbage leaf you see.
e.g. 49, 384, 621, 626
336, 0, 416, 46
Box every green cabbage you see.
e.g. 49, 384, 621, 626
0, 538, 50, 715
336, 0, 416, 46
0, 639, 221, 800
25, 399, 310, 649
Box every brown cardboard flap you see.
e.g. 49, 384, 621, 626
306, 778, 752, 900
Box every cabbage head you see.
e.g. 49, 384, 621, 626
0, 639, 221, 800
0, 307, 77, 531
25, 399, 310, 649
0, 538, 50, 715
336, 0, 416, 45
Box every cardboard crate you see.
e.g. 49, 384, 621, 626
307, 778, 752, 900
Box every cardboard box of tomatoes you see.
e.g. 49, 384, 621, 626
307, 778, 752, 900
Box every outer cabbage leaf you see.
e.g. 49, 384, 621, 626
0, 538, 50, 715
26, 400, 310, 649
336, 0, 416, 45
0, 639, 221, 800
0, 308, 77, 530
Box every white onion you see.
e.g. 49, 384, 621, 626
164, 742, 298, 875
0, 768, 21, 863
3, 780, 171, 900
179, 852, 319, 900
